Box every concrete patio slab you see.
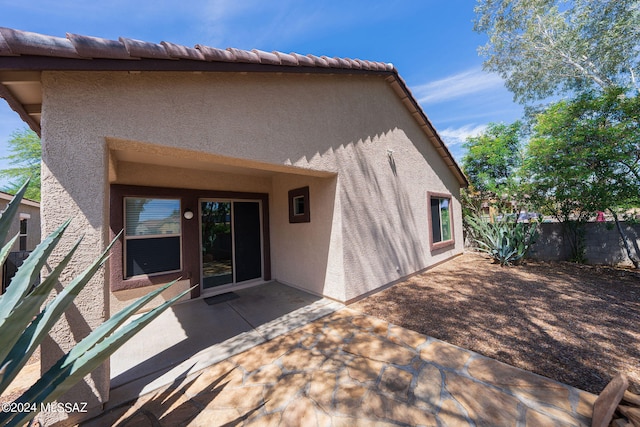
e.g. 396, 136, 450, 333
84, 307, 596, 426
109, 282, 343, 408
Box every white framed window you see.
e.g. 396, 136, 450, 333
124, 197, 182, 278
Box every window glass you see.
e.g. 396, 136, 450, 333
125, 198, 180, 236
288, 186, 310, 223
126, 237, 181, 277
430, 198, 441, 242
293, 196, 305, 216
124, 198, 181, 278
440, 199, 451, 242
19, 219, 27, 251
430, 196, 452, 244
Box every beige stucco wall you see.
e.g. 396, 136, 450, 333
40, 92, 111, 424
39, 69, 464, 416
271, 173, 345, 300
0, 198, 40, 252
333, 123, 463, 302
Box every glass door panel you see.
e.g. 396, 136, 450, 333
233, 201, 262, 283
201, 201, 233, 289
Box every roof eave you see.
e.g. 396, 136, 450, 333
0, 58, 468, 187
0, 80, 40, 135
385, 73, 469, 187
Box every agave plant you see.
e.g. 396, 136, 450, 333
466, 213, 539, 266
0, 181, 191, 427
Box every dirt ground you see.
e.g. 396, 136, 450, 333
350, 252, 640, 395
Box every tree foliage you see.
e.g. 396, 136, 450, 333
526, 88, 640, 209
0, 129, 41, 201
463, 121, 525, 197
525, 88, 640, 265
474, 0, 640, 103
461, 121, 528, 220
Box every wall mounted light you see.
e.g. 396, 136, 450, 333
387, 149, 397, 176
183, 209, 194, 220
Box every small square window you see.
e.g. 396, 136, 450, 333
293, 195, 306, 216
288, 186, 310, 223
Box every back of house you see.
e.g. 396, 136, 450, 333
0, 26, 467, 424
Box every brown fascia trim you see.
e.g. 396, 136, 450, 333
0, 55, 394, 75
0, 83, 40, 135
427, 191, 456, 252
109, 184, 271, 298
386, 75, 469, 187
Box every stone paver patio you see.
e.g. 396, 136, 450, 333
81, 308, 595, 426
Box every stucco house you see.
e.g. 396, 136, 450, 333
0, 190, 40, 292
0, 27, 467, 421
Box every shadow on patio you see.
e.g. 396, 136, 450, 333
109, 282, 342, 409
83, 307, 595, 426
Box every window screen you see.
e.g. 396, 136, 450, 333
124, 198, 181, 277
431, 196, 452, 244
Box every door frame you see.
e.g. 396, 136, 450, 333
109, 185, 270, 298
199, 198, 265, 296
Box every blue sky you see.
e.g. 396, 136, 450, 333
0, 0, 523, 174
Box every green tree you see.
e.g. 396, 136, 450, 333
525, 88, 640, 266
462, 121, 527, 215
474, 0, 640, 103
463, 121, 524, 194
0, 128, 41, 201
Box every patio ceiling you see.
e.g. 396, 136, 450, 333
0, 70, 41, 133
108, 141, 337, 181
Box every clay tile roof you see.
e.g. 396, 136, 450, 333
67, 33, 131, 59
119, 37, 171, 59
0, 27, 80, 58
195, 44, 235, 62
251, 49, 280, 65
346, 58, 362, 70
321, 56, 340, 68
0, 27, 468, 186
0, 32, 14, 56
161, 41, 205, 61
306, 54, 330, 68
0, 26, 398, 73
227, 47, 259, 63
273, 51, 298, 66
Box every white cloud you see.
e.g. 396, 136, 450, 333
438, 124, 487, 147
412, 68, 504, 105
199, 0, 328, 48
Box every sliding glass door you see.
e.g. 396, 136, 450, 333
200, 200, 262, 292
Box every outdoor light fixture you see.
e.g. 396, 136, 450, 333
183, 209, 194, 220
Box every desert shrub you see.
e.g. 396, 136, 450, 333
466, 214, 538, 266
0, 180, 191, 427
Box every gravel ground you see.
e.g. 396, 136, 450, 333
350, 252, 640, 395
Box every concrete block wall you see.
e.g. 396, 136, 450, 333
527, 222, 640, 266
